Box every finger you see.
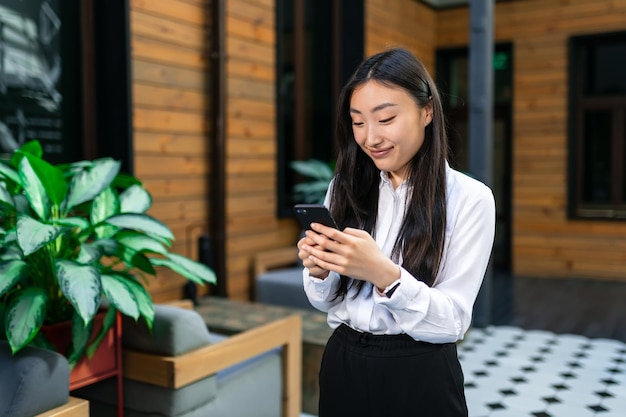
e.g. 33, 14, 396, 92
305, 229, 335, 250
308, 253, 345, 276
310, 222, 342, 241
306, 244, 346, 271
342, 227, 370, 239
300, 249, 330, 276
302, 258, 317, 270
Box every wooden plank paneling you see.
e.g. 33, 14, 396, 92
132, 35, 208, 69
226, 37, 274, 65
226, 116, 274, 139
131, 0, 207, 25
133, 83, 206, 111
134, 108, 208, 134
131, 9, 208, 48
130, 0, 213, 302
132, 59, 206, 90
227, 76, 274, 100
226, 173, 274, 193
142, 178, 211, 199
223, 0, 286, 301
226, 15, 275, 44
366, 0, 436, 71
227, 193, 274, 216
148, 198, 209, 223
133, 132, 210, 155
227, 59, 275, 82
227, 138, 275, 157
226, 158, 274, 175
135, 154, 210, 177
228, 97, 275, 120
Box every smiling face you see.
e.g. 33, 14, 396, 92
350, 80, 433, 188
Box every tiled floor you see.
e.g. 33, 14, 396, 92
300, 325, 626, 417
460, 326, 626, 417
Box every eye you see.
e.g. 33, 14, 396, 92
379, 116, 396, 124
352, 121, 364, 127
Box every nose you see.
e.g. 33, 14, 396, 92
363, 124, 383, 148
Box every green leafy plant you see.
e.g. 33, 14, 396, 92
0, 140, 216, 366
290, 159, 334, 204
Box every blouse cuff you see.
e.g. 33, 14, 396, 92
375, 277, 402, 297
375, 266, 423, 308
305, 269, 340, 297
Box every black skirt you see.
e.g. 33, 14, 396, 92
318, 324, 468, 417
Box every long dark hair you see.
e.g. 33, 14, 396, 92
330, 47, 448, 296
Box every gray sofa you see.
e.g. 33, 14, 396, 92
74, 304, 301, 417
0, 340, 71, 417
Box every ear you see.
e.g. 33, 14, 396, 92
423, 100, 433, 126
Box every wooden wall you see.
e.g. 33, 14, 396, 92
437, 0, 626, 281
224, 0, 299, 300
129, 0, 214, 302
365, 0, 436, 72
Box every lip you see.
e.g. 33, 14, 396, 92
368, 147, 393, 158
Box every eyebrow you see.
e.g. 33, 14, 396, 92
349, 102, 397, 114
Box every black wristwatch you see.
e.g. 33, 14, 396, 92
384, 281, 401, 298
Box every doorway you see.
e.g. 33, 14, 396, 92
436, 43, 513, 323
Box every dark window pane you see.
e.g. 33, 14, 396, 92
582, 37, 626, 96
494, 51, 512, 105
305, 0, 333, 162
449, 57, 468, 108
621, 127, 626, 205
276, 0, 333, 207
582, 110, 612, 204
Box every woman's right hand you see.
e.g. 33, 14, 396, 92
297, 234, 330, 279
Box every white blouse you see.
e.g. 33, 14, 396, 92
302, 163, 496, 343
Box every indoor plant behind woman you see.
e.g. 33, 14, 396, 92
0, 140, 216, 367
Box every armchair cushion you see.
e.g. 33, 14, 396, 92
256, 267, 313, 310
122, 304, 212, 356
0, 341, 70, 417
253, 243, 316, 311
74, 371, 218, 416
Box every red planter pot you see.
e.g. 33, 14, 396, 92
40, 311, 123, 391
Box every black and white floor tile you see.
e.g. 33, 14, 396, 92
459, 326, 626, 417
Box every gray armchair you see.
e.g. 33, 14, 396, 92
75, 304, 302, 417
0, 341, 89, 417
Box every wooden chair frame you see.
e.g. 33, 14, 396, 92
35, 397, 89, 417
254, 246, 299, 278
123, 314, 302, 417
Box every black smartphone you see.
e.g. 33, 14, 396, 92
293, 204, 338, 230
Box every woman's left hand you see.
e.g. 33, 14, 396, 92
301, 223, 400, 290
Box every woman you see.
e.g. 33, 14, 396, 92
297, 48, 495, 416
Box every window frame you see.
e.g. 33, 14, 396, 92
568, 31, 626, 220
275, 0, 364, 217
